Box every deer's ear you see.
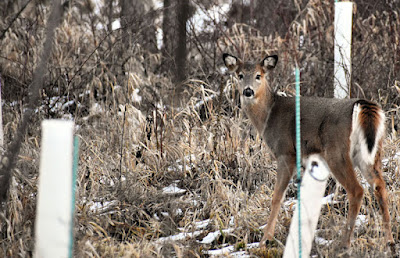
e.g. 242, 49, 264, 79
223, 53, 241, 73
261, 55, 278, 70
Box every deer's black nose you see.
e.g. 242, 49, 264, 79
243, 88, 254, 97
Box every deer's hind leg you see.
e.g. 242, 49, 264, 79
327, 153, 364, 248
358, 145, 394, 244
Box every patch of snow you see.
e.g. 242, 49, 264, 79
277, 91, 287, 97
314, 237, 333, 246
355, 214, 368, 228
112, 19, 120, 30
87, 200, 118, 214
321, 193, 338, 205
168, 154, 197, 172
193, 95, 216, 109
167, 164, 192, 172
283, 198, 297, 211
157, 231, 203, 243
131, 88, 142, 103
162, 183, 186, 194
200, 228, 234, 244
246, 242, 260, 248
205, 242, 261, 257
79, 90, 91, 98
204, 245, 234, 256
175, 208, 183, 216
192, 199, 199, 207
195, 219, 210, 230
229, 216, 235, 226
99, 176, 115, 186
359, 177, 370, 189
220, 66, 228, 74
62, 100, 75, 110
156, 102, 166, 110
383, 151, 400, 166
230, 251, 251, 258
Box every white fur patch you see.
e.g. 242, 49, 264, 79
350, 103, 385, 169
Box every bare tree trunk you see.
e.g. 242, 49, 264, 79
253, 0, 300, 37
161, 0, 174, 72
173, 0, 189, 103
119, 0, 157, 52
173, 0, 189, 105
106, 0, 113, 33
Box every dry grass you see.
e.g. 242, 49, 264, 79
0, 1, 400, 257
1, 75, 399, 257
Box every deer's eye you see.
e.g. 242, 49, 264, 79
255, 74, 261, 80
238, 74, 244, 80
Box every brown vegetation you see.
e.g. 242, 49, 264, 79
0, 0, 399, 257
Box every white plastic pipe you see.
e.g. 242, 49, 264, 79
334, 1, 353, 99
283, 154, 330, 258
35, 120, 74, 258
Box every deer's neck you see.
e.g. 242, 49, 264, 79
244, 87, 274, 134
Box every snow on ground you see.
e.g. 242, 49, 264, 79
200, 228, 234, 244
314, 236, 334, 246
194, 219, 210, 230
204, 242, 260, 257
86, 199, 119, 214
162, 182, 186, 195
355, 214, 368, 228
321, 193, 338, 205
382, 151, 400, 166
157, 231, 203, 243
204, 245, 234, 256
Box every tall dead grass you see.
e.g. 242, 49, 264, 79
0, 0, 399, 257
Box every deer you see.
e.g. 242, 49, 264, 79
222, 53, 394, 249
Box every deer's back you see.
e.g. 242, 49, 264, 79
263, 95, 361, 158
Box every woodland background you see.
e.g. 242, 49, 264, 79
0, 0, 400, 257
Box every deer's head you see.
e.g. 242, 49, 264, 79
223, 53, 278, 107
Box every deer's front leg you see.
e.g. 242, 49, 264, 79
260, 156, 295, 248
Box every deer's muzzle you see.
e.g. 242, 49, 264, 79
243, 87, 255, 97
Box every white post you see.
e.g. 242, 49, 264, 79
35, 120, 75, 258
283, 155, 330, 258
334, 1, 353, 99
